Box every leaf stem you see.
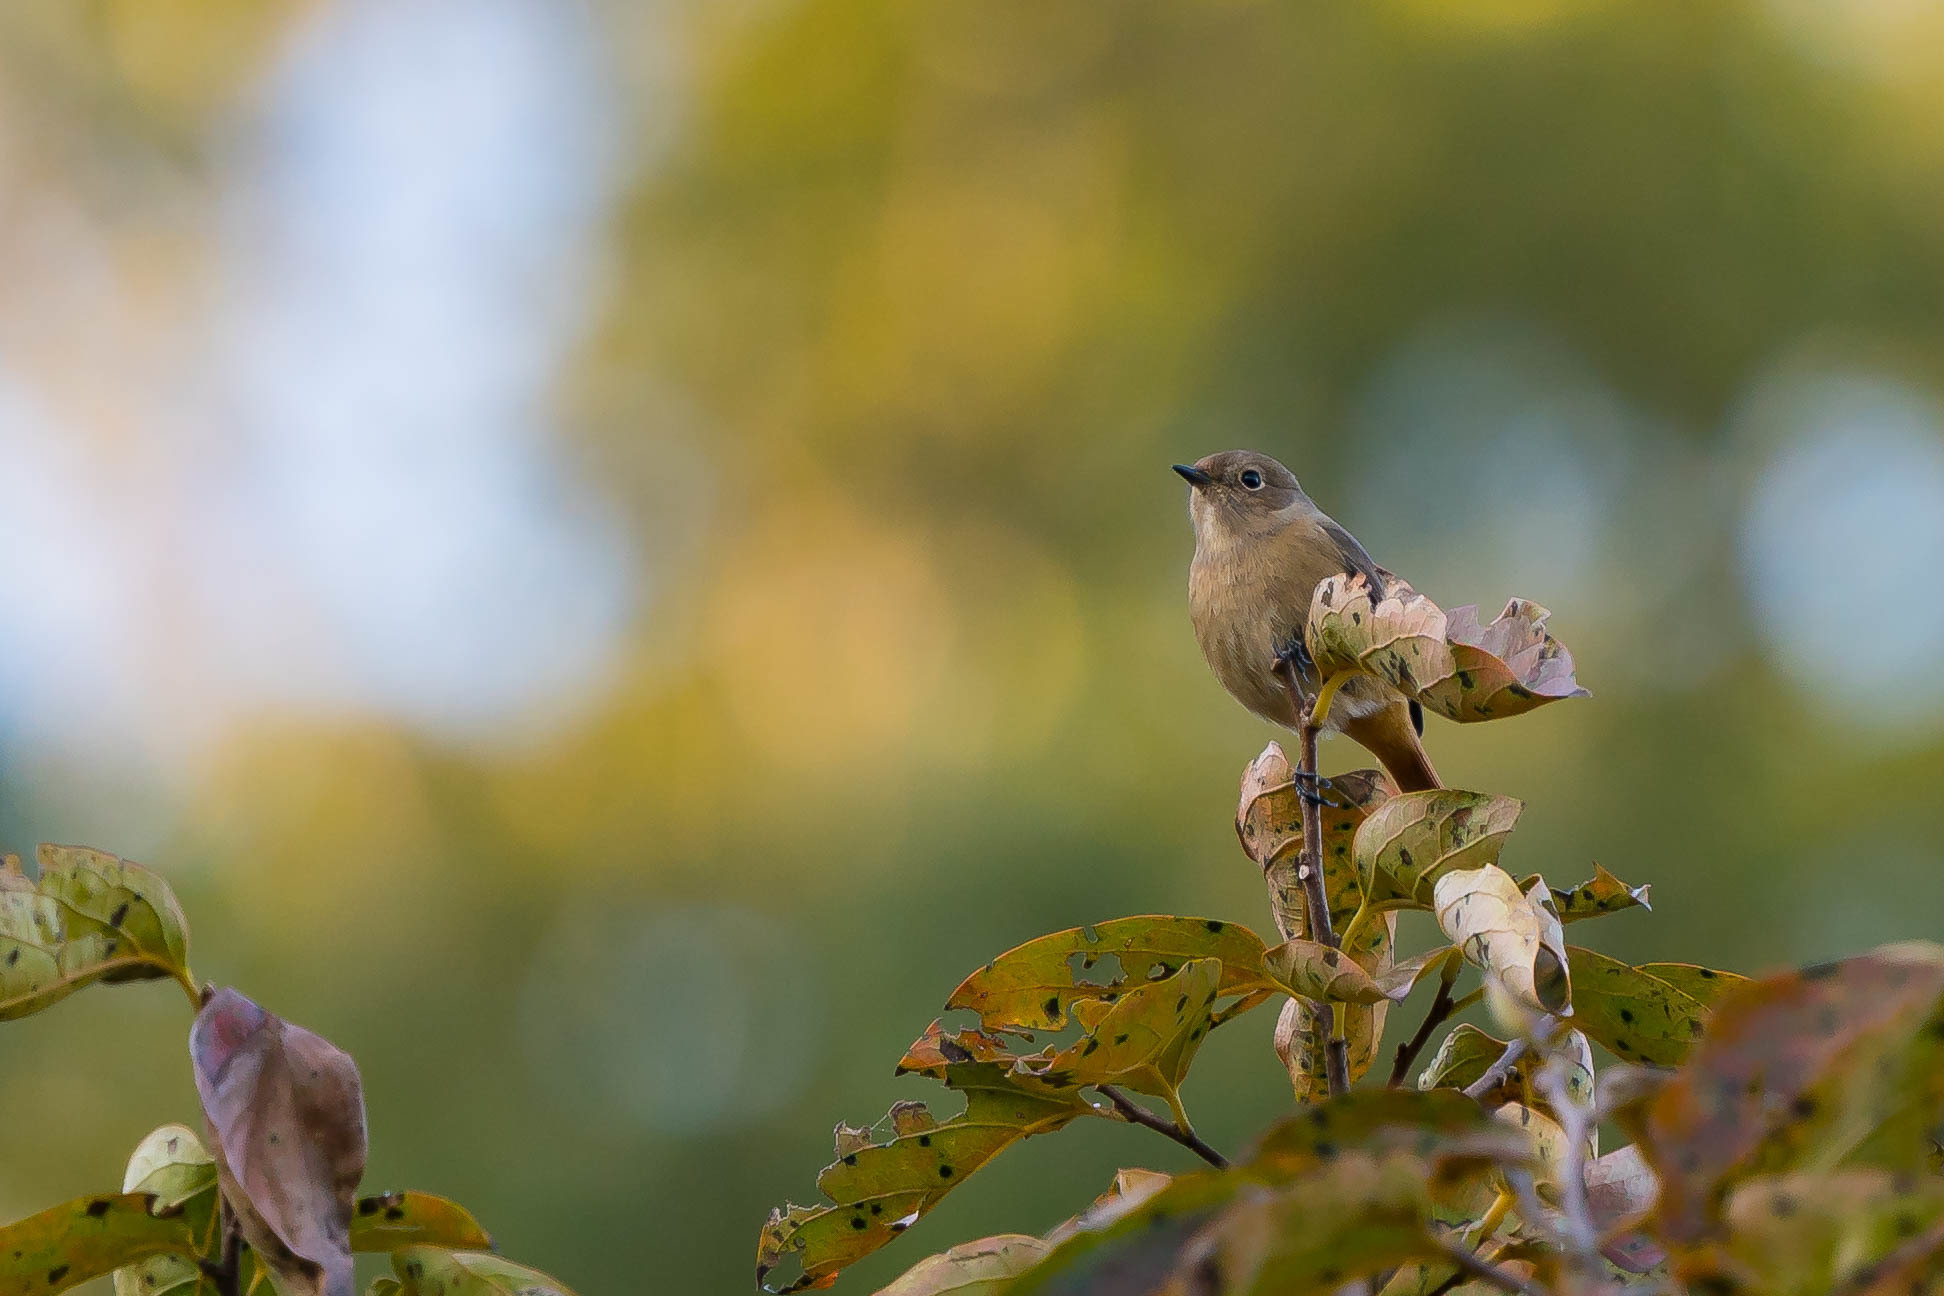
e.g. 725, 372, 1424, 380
199, 1195, 242, 1296
1390, 959, 1462, 1086
1277, 656, 1351, 1097
1461, 1037, 1529, 1101
1096, 1085, 1229, 1168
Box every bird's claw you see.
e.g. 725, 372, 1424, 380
1271, 636, 1317, 684
1289, 768, 1353, 812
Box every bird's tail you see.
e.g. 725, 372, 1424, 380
1343, 705, 1442, 792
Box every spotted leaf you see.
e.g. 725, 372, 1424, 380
1355, 791, 1524, 912
383, 1247, 577, 1296
1566, 947, 1710, 1067
0, 848, 196, 1021
1433, 866, 1570, 1024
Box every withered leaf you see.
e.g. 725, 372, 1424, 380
1526, 864, 1651, 924
1433, 866, 1570, 1024
876, 1234, 1049, 1296
190, 987, 368, 1296
1584, 1144, 1663, 1274
1695, 1169, 1944, 1296
756, 1064, 1097, 1292
1043, 1169, 1173, 1245
1355, 791, 1523, 911
1263, 938, 1388, 1005
1640, 943, 1944, 1250
1018, 959, 1222, 1103
1305, 575, 1587, 724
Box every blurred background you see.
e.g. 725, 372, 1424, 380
1, 0, 1941, 1290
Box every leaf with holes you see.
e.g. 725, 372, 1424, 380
1566, 947, 1710, 1067
382, 1247, 578, 1296
1355, 791, 1523, 912
946, 916, 1275, 1034
756, 1064, 1098, 1292
1433, 866, 1570, 1024
1526, 864, 1651, 924
0, 848, 196, 1021
1017, 959, 1222, 1102
191, 988, 368, 1296
0, 1194, 201, 1296
1639, 943, 1944, 1251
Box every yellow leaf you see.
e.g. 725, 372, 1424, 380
875, 1234, 1049, 1296
1355, 791, 1524, 910
1433, 866, 1570, 1023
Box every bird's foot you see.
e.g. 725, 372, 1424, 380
1288, 767, 1353, 811
1271, 636, 1317, 687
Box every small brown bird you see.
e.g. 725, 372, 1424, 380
1177, 449, 1441, 793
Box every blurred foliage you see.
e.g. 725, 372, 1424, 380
1, 0, 1943, 1292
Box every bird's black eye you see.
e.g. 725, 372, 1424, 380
1239, 469, 1263, 490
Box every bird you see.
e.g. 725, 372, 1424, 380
1176, 449, 1441, 793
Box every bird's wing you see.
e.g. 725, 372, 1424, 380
1318, 517, 1389, 601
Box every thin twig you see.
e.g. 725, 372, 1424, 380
1462, 1038, 1529, 1101
1276, 656, 1351, 1097
1534, 1057, 1602, 1276
1096, 1084, 1229, 1168
1390, 959, 1462, 1086
1431, 1238, 1531, 1295
198, 1195, 242, 1296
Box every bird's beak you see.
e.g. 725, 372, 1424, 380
1173, 464, 1213, 487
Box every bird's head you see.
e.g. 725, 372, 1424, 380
1173, 450, 1309, 543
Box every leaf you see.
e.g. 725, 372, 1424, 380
876, 1235, 1049, 1296
1527, 864, 1651, 924
1639, 943, 1944, 1251
1565, 946, 1710, 1067
945, 916, 1275, 1033
895, 1021, 1020, 1076
1584, 1144, 1664, 1275
115, 1125, 219, 1296
1491, 1102, 1570, 1202
1304, 575, 1587, 724
1356, 791, 1524, 910
1635, 961, 1747, 1009
1263, 939, 1388, 1005
1694, 1170, 1944, 1296
0, 1194, 201, 1296
1433, 866, 1570, 1022
1020, 960, 1222, 1106
0, 848, 196, 1021
385, 1247, 578, 1296
756, 1064, 1098, 1292
1247, 1088, 1498, 1168
1417, 1024, 1512, 1093
349, 1194, 492, 1253
190, 987, 368, 1296
1423, 598, 1590, 722
1044, 1170, 1173, 1245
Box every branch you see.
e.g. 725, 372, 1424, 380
1390, 960, 1461, 1086
1096, 1084, 1229, 1168
1534, 1055, 1603, 1279
1429, 1239, 1531, 1296
198, 1195, 243, 1296
1461, 1037, 1529, 1101
1276, 656, 1351, 1097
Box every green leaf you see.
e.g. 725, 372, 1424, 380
0, 1194, 201, 1296
1247, 1088, 1497, 1167
1433, 866, 1569, 1022
386, 1247, 578, 1295
1640, 943, 1944, 1251
1417, 1024, 1511, 1093
1566, 946, 1709, 1066
945, 916, 1275, 1033
350, 1193, 493, 1253
1355, 791, 1523, 911
0, 847, 197, 1021
875, 1234, 1048, 1296
1635, 961, 1746, 1009
114, 1125, 218, 1296
757, 1064, 1098, 1292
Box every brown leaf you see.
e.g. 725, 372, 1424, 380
189, 987, 368, 1296
1526, 864, 1651, 924
1424, 599, 1590, 722
1639, 943, 1944, 1250
1584, 1144, 1663, 1274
